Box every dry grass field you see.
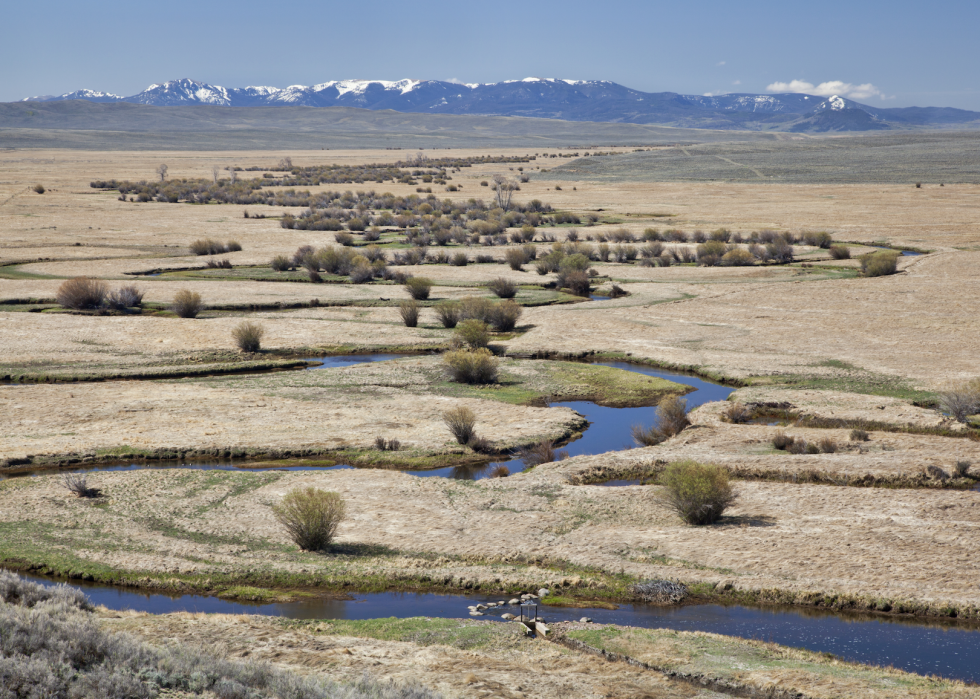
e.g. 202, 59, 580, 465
2, 143, 980, 697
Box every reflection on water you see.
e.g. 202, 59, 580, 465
302, 354, 412, 369
16, 571, 980, 682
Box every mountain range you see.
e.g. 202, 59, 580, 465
19, 78, 980, 132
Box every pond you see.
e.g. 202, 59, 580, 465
15, 571, 980, 683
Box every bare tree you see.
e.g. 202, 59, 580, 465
492, 174, 516, 210
414, 152, 428, 164
228, 167, 238, 184
277, 156, 293, 170
156, 164, 168, 182
211, 165, 220, 183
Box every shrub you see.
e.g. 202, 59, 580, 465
453, 319, 491, 348
696, 240, 727, 265
271, 487, 345, 551
818, 437, 838, 453
451, 252, 469, 266
335, 232, 355, 246
488, 299, 522, 332
293, 244, 316, 266
720, 249, 755, 267
107, 284, 144, 309
399, 300, 419, 327
374, 436, 401, 451
773, 432, 795, 450
444, 348, 499, 384
954, 460, 971, 477
560, 269, 591, 296
505, 248, 526, 271
632, 395, 689, 446
56, 277, 108, 310
271, 254, 292, 271
405, 276, 433, 300
519, 440, 568, 468
232, 321, 264, 352
860, 250, 899, 277
63, 473, 101, 498
435, 300, 462, 328
490, 465, 510, 478
487, 277, 518, 299
656, 394, 690, 437
443, 406, 476, 444
171, 289, 203, 318
468, 435, 493, 453
32, 184, 45, 194
460, 296, 494, 323
226, 240, 242, 252
349, 263, 374, 283
788, 439, 820, 455
850, 429, 870, 441
722, 402, 752, 423
189, 238, 227, 256
205, 257, 232, 268
829, 244, 851, 260
767, 237, 794, 263
938, 381, 980, 422
658, 460, 736, 525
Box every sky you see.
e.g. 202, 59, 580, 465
3, 0, 979, 110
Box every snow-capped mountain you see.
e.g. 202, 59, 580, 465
21, 88, 123, 103
18, 78, 980, 131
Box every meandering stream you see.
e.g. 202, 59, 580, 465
0, 356, 734, 481
15, 571, 980, 683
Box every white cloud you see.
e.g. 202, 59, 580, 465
733, 80, 741, 86
766, 79, 886, 101
703, 90, 729, 97
716, 61, 726, 67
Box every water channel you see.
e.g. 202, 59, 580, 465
7, 354, 980, 681
0, 356, 735, 481
14, 570, 980, 683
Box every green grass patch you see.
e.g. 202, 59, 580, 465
278, 617, 516, 650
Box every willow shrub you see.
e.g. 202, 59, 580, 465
658, 460, 736, 525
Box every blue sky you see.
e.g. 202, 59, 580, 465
4, 0, 978, 110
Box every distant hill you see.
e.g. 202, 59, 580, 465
0, 101, 786, 150
17, 77, 980, 132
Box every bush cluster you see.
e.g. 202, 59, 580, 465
632, 395, 690, 446
271, 487, 346, 551
443, 406, 477, 444
860, 250, 900, 277
519, 440, 569, 468
190, 238, 241, 255
443, 348, 499, 384
232, 321, 264, 352
938, 379, 980, 423
57, 278, 144, 311
171, 289, 203, 318
399, 300, 420, 327
658, 460, 736, 525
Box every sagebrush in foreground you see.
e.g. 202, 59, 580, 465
271, 487, 346, 551
0, 570, 440, 699
658, 460, 736, 525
